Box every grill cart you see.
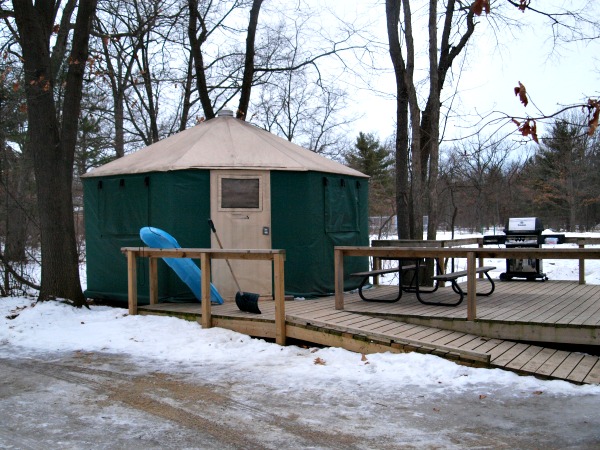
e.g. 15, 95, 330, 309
502, 217, 546, 281
483, 217, 565, 281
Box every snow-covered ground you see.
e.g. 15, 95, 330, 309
2, 231, 600, 447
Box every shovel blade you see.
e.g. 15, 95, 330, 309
235, 292, 261, 314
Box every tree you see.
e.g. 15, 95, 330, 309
386, 0, 476, 240
345, 132, 395, 233
10, 0, 98, 305
521, 114, 600, 231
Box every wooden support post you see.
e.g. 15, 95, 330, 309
273, 253, 286, 345
149, 257, 158, 305
200, 253, 212, 329
334, 248, 344, 310
127, 251, 138, 315
478, 242, 484, 278
467, 252, 476, 321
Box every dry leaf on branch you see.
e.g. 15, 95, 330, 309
517, 0, 530, 12
314, 357, 326, 365
512, 118, 539, 143
471, 0, 490, 16
514, 82, 528, 107
585, 99, 600, 136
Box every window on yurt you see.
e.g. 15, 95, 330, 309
219, 176, 262, 210
323, 176, 360, 233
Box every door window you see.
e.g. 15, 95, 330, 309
218, 176, 262, 211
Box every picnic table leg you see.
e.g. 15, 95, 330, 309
373, 256, 381, 285
579, 242, 585, 285
335, 248, 344, 310
467, 252, 477, 320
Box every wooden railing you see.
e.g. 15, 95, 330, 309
334, 246, 600, 321
373, 236, 600, 285
121, 247, 287, 344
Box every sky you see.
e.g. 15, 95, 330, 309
328, 0, 600, 143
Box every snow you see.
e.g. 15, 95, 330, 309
2, 231, 600, 446
2, 293, 600, 398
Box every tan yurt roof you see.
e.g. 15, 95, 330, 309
83, 113, 367, 178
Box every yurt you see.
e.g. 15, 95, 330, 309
82, 109, 369, 303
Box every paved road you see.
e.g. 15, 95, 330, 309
1, 349, 600, 449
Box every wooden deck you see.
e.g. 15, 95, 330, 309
138, 279, 600, 385
343, 280, 600, 346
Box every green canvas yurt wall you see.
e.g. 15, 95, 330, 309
84, 171, 212, 303
270, 171, 368, 297
84, 169, 368, 302
82, 112, 369, 303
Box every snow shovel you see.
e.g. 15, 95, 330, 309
208, 219, 261, 314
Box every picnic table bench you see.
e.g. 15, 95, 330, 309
352, 260, 496, 307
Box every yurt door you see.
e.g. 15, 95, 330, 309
210, 170, 272, 298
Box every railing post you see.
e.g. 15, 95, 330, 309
467, 251, 476, 320
127, 250, 138, 315
335, 247, 344, 310
149, 257, 158, 305
200, 252, 212, 328
579, 241, 586, 285
273, 252, 286, 345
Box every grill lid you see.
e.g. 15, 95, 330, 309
504, 217, 543, 234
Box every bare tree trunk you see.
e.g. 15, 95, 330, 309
237, 0, 263, 120
188, 0, 215, 120
425, 0, 440, 241
385, 0, 410, 239
13, 0, 98, 305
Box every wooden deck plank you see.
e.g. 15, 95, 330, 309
405, 326, 448, 341
551, 353, 585, 379
470, 338, 508, 354
517, 282, 584, 323
566, 355, 598, 383
535, 350, 570, 377
519, 347, 556, 373
504, 345, 544, 371
427, 331, 469, 346
440, 333, 482, 349
456, 336, 494, 352
490, 342, 528, 366
540, 284, 597, 324
544, 284, 600, 324
492, 282, 571, 322
583, 359, 600, 384
333, 315, 389, 328
416, 329, 457, 344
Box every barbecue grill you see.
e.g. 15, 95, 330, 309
499, 217, 547, 281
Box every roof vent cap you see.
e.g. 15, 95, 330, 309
217, 107, 234, 117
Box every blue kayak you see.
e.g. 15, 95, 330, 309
139, 227, 224, 304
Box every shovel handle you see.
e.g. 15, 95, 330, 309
207, 218, 242, 293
